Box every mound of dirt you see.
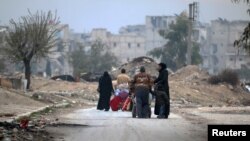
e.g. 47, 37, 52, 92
30, 77, 99, 103
112, 56, 159, 78
169, 65, 250, 107
170, 65, 209, 82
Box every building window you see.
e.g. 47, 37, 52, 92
213, 32, 215, 35
137, 43, 140, 48
230, 58, 234, 61
239, 58, 243, 61
128, 43, 131, 48
212, 44, 218, 54
113, 42, 116, 47
221, 43, 223, 47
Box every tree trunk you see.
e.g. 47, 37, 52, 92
24, 59, 31, 90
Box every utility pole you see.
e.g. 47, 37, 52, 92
187, 2, 199, 65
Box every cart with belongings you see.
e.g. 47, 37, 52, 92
110, 84, 132, 111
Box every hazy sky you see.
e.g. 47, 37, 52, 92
0, 0, 249, 33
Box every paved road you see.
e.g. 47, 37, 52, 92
51, 107, 206, 141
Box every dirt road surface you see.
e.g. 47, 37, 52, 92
48, 107, 206, 141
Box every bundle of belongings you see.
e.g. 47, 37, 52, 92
115, 83, 129, 99
110, 83, 132, 111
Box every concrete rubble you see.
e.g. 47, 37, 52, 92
169, 65, 250, 107
111, 56, 159, 78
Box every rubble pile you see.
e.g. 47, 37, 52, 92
112, 56, 159, 78
169, 65, 250, 107
170, 65, 209, 82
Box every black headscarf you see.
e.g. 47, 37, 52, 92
98, 71, 113, 93
158, 63, 167, 71
102, 71, 112, 83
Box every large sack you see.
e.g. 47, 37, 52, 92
110, 96, 122, 111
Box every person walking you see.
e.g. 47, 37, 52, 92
132, 66, 151, 118
154, 63, 170, 119
117, 68, 130, 85
97, 71, 114, 111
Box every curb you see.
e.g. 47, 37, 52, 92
5, 103, 70, 123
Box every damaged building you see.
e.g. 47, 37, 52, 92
200, 19, 250, 74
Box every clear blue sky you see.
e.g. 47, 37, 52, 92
0, 0, 249, 33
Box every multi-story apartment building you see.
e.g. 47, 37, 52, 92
200, 19, 250, 74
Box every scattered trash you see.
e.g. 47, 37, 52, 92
0, 120, 51, 141
20, 117, 29, 129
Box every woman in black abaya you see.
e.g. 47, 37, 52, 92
97, 71, 114, 111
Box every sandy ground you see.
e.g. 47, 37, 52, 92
0, 88, 46, 121
31, 78, 98, 92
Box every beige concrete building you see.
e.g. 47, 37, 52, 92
86, 16, 177, 64
200, 19, 250, 74
89, 28, 146, 63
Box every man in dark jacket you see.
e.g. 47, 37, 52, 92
132, 66, 151, 118
154, 63, 170, 119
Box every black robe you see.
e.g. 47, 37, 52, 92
97, 74, 114, 110
154, 69, 170, 117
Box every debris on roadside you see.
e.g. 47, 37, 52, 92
0, 118, 53, 141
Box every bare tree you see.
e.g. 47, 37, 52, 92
4, 10, 60, 89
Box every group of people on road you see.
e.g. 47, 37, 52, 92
97, 62, 170, 119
